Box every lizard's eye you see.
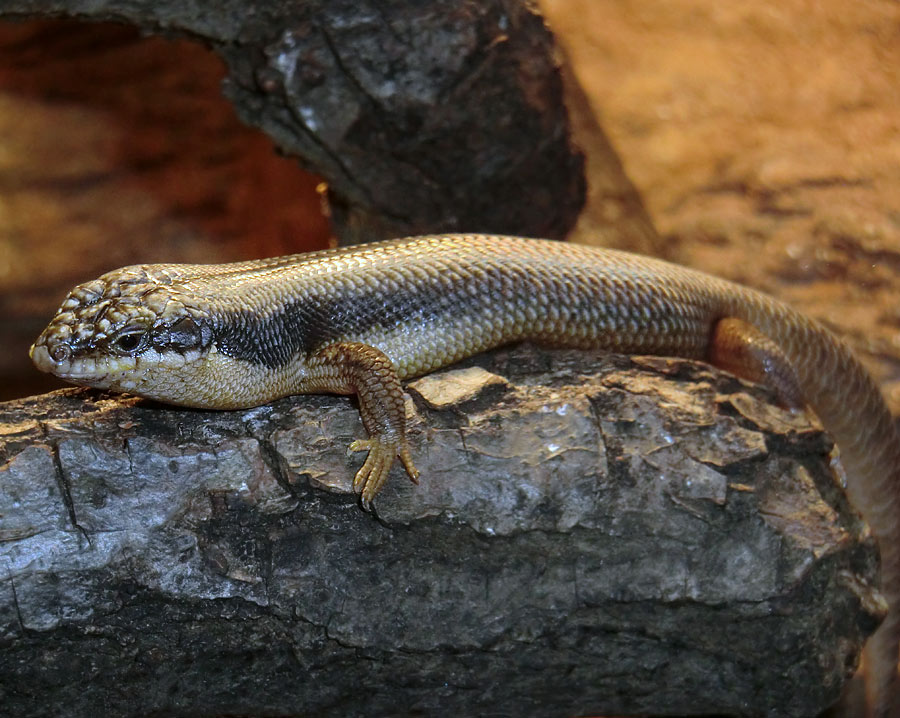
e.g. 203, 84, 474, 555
110, 329, 148, 355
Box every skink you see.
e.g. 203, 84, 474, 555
29, 234, 900, 714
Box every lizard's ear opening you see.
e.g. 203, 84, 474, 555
159, 316, 212, 351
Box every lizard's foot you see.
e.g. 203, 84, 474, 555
349, 435, 419, 508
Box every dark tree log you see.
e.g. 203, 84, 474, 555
0, 347, 879, 717
0, 0, 588, 244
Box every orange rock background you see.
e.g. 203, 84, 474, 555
543, 0, 900, 411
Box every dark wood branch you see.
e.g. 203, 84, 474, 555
0, 347, 878, 717
0, 0, 590, 244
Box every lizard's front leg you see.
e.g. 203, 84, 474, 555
302, 341, 419, 507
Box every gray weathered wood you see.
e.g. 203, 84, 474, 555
0, 347, 878, 717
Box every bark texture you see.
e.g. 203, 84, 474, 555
0, 348, 879, 717
0, 0, 587, 245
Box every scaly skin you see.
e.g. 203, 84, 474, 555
30, 234, 900, 714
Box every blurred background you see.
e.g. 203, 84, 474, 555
1, 0, 899, 410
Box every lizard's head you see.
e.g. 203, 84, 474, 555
30, 266, 214, 401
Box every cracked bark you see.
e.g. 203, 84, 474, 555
0, 347, 879, 718
0, 0, 590, 245
44, 427, 87, 541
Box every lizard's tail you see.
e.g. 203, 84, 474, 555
727, 287, 900, 715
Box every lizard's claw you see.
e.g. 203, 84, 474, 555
349, 435, 419, 508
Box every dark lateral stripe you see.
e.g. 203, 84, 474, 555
210, 277, 473, 369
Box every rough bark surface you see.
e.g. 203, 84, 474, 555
0, 348, 878, 718
0, 0, 586, 245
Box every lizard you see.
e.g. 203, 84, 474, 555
29, 234, 900, 715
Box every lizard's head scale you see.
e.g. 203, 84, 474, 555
30, 266, 213, 395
